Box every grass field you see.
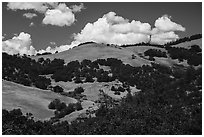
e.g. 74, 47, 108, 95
2, 80, 77, 120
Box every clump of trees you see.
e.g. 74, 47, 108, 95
144, 49, 167, 58
2, 53, 51, 90
74, 87, 84, 94
48, 99, 83, 119
77, 41, 96, 47
121, 42, 164, 48
52, 85, 64, 93
36, 52, 52, 56
165, 45, 202, 66
3, 67, 202, 134
111, 86, 125, 95
60, 87, 86, 101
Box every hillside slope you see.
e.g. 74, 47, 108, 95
172, 38, 202, 49
2, 80, 77, 120
33, 38, 201, 67
33, 43, 151, 67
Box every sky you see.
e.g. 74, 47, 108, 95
2, 2, 202, 55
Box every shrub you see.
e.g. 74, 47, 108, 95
118, 86, 125, 92
53, 85, 64, 93
48, 99, 61, 110
111, 86, 117, 91
74, 102, 83, 111
114, 91, 121, 95
74, 87, 84, 94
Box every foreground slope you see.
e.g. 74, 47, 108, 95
2, 80, 77, 120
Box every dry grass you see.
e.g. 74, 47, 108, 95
2, 80, 77, 120
172, 39, 202, 49
32, 43, 151, 67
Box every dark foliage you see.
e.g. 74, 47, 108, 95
144, 49, 167, 58
111, 86, 125, 92
2, 53, 51, 90
48, 99, 83, 119
3, 67, 202, 134
121, 42, 164, 48
36, 52, 52, 56
77, 41, 96, 47
74, 87, 84, 94
165, 46, 202, 66
53, 85, 64, 93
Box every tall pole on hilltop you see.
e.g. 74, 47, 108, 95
148, 34, 152, 44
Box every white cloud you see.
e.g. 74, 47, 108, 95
154, 15, 185, 32
2, 32, 37, 55
151, 31, 179, 45
7, 2, 49, 13
104, 12, 129, 25
23, 12, 37, 19
74, 12, 151, 45
70, 3, 85, 13
7, 2, 85, 27
74, 12, 185, 45
42, 3, 75, 26
150, 14, 185, 44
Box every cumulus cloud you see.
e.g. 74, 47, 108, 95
74, 12, 185, 45
2, 32, 37, 55
7, 2, 85, 27
7, 2, 49, 13
23, 12, 37, 19
154, 15, 185, 32
103, 12, 129, 24
74, 12, 151, 45
151, 31, 179, 45
70, 3, 85, 13
42, 3, 75, 26
150, 15, 185, 44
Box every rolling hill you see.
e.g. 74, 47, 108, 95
2, 36, 202, 134
2, 80, 77, 120
32, 37, 201, 67
33, 43, 152, 67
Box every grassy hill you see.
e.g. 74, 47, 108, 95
32, 43, 151, 67
33, 38, 201, 68
2, 37, 202, 134
2, 80, 77, 120
172, 38, 202, 49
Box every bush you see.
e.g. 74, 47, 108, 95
74, 76, 83, 83
144, 49, 167, 58
53, 85, 64, 93
118, 86, 125, 92
74, 102, 83, 111
111, 86, 117, 91
114, 91, 120, 95
85, 75, 95, 82
74, 87, 84, 94
48, 99, 61, 110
